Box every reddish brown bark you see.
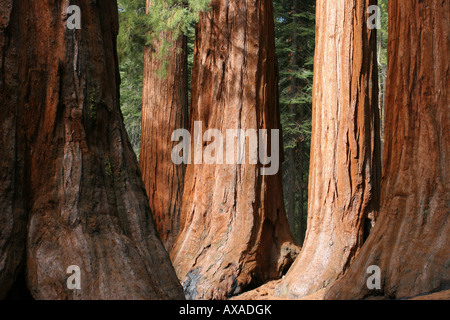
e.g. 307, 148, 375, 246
275, 0, 381, 298
170, 0, 299, 300
326, 0, 449, 299
0, 0, 184, 299
140, 0, 189, 252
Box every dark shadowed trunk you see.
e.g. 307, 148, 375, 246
326, 0, 449, 299
0, 0, 27, 299
140, 0, 189, 252
0, 0, 184, 300
170, 0, 299, 300
275, 0, 381, 298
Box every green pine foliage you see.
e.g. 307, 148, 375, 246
378, 0, 388, 67
275, 0, 315, 150
378, 0, 388, 149
118, 0, 147, 157
146, 0, 210, 76
117, 0, 209, 157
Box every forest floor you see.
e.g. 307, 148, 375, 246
231, 281, 450, 300
231, 280, 326, 300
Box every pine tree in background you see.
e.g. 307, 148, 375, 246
274, 0, 315, 245
377, 0, 388, 154
117, 0, 209, 157
118, 0, 148, 156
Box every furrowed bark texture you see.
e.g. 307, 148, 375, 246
0, 0, 27, 299
275, 0, 381, 298
140, 0, 189, 252
326, 0, 449, 299
170, 0, 299, 300
1, 0, 184, 300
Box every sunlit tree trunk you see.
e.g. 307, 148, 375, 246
326, 0, 449, 299
275, 0, 381, 298
171, 0, 299, 300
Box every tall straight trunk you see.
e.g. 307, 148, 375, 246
0, 0, 27, 298
275, 0, 381, 298
140, 0, 189, 252
0, 0, 184, 300
170, 0, 299, 300
326, 0, 449, 299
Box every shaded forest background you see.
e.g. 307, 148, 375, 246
117, 0, 389, 245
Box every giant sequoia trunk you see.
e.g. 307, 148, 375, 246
140, 0, 188, 252
275, 0, 381, 298
326, 0, 449, 299
0, 0, 184, 299
170, 0, 299, 300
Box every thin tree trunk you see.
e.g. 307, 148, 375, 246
0, 0, 184, 300
326, 0, 449, 299
140, 0, 189, 252
275, 0, 381, 298
171, 0, 299, 300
